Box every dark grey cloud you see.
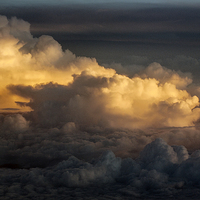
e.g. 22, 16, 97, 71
1, 108, 20, 110
1, 5, 200, 45
1, 124, 200, 199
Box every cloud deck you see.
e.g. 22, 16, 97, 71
1, 15, 200, 199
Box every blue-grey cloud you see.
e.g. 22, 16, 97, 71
1, 5, 200, 44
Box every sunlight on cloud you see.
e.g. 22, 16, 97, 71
0, 15, 199, 128
2, 15, 200, 199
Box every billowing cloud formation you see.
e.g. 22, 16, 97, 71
7, 70, 200, 129
0, 15, 199, 128
1, 129, 200, 199
0, 15, 114, 112
140, 62, 193, 89
2, 15, 200, 199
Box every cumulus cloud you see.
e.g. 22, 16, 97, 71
7, 72, 200, 129
1, 137, 200, 199
0, 15, 114, 112
1, 114, 29, 133
2, 15, 200, 199
0, 15, 199, 129
140, 62, 193, 89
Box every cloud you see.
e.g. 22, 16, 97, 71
3, 5, 200, 35
140, 62, 193, 89
1, 137, 200, 198
7, 71, 200, 129
0, 14, 198, 129
0, 15, 115, 112
1, 15, 200, 154
2, 114, 29, 133
1, 15, 200, 199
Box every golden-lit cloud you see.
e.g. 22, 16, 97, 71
1, 15, 200, 128
0, 16, 115, 112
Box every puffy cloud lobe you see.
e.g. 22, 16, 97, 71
48, 151, 121, 187
62, 122, 77, 134
2, 114, 29, 133
140, 62, 193, 89
139, 138, 178, 172
30, 35, 63, 66
0, 15, 31, 40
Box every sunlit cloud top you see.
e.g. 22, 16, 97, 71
0, 15, 200, 130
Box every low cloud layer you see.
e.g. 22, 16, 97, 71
1, 15, 200, 199
1, 125, 200, 199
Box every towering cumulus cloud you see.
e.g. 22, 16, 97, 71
1, 15, 200, 199
0, 15, 199, 128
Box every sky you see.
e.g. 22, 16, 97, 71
1, 0, 200, 48
1, 1, 200, 199
1, 0, 200, 6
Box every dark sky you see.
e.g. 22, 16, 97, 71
1, 2, 200, 43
